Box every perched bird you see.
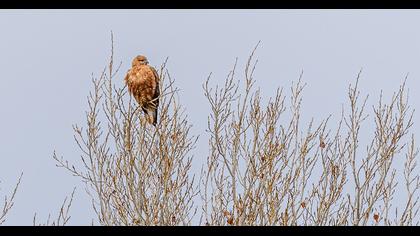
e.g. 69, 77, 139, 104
124, 55, 160, 126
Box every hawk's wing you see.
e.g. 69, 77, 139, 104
124, 68, 135, 96
150, 66, 160, 107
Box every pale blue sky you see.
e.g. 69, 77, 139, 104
0, 10, 419, 225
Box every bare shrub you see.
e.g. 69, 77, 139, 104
53, 34, 198, 225
200, 44, 420, 226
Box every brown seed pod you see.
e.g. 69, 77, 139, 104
332, 165, 339, 177
373, 213, 379, 223
227, 217, 234, 225
132, 218, 140, 225
223, 210, 230, 217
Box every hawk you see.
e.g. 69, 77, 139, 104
124, 55, 160, 126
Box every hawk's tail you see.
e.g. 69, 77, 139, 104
151, 108, 158, 126
146, 107, 158, 126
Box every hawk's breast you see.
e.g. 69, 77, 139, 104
125, 65, 158, 108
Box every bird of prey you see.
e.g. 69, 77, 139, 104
124, 55, 160, 126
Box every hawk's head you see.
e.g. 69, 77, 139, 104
132, 55, 149, 67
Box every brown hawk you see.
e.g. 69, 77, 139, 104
124, 55, 160, 126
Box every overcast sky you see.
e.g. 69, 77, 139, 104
0, 10, 419, 225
